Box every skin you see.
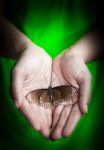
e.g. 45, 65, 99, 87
11, 44, 52, 139
0, 18, 52, 138
50, 51, 91, 140
50, 29, 104, 140
0, 18, 104, 140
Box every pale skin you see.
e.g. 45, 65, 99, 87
0, 18, 52, 138
50, 30, 104, 140
11, 47, 53, 138
0, 18, 104, 140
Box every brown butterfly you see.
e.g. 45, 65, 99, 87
26, 85, 79, 109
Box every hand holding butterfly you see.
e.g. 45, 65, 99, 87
11, 43, 53, 139
0, 18, 52, 139
50, 29, 104, 140
1, 19, 104, 141
50, 51, 91, 140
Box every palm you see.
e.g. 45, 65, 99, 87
22, 50, 52, 96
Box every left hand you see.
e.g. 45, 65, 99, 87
50, 49, 92, 140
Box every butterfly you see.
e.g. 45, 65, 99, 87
26, 85, 79, 109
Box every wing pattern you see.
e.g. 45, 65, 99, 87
26, 85, 79, 108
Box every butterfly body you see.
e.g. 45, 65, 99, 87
48, 86, 53, 103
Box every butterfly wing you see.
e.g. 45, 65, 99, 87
39, 90, 51, 108
52, 85, 78, 106
26, 89, 51, 108
26, 89, 46, 104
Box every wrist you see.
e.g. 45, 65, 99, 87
63, 29, 104, 64
18, 41, 48, 61
63, 46, 88, 64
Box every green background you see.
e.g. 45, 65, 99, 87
0, 0, 104, 149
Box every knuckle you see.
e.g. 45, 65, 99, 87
57, 123, 63, 129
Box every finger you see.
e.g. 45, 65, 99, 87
52, 104, 64, 129
51, 105, 72, 140
39, 106, 50, 139
10, 68, 24, 108
29, 103, 41, 128
19, 100, 40, 131
62, 103, 81, 137
78, 74, 91, 114
46, 108, 52, 128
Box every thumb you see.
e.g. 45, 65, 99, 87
10, 68, 24, 108
78, 74, 91, 114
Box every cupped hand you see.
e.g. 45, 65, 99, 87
10, 42, 52, 138
50, 49, 92, 140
